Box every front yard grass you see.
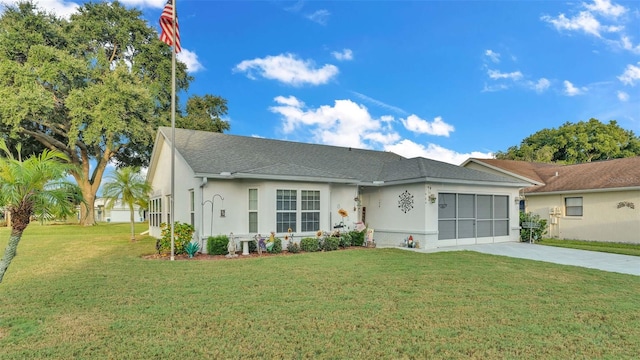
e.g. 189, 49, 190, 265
1, 224, 639, 359
538, 238, 640, 256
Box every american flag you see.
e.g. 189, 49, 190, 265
159, 0, 181, 53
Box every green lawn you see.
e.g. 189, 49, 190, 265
1, 224, 639, 359
538, 238, 640, 256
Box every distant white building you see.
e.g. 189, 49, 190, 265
94, 198, 146, 223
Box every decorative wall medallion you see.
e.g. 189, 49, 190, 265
617, 201, 635, 209
398, 190, 414, 213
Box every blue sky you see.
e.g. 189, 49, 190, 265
9, 0, 640, 164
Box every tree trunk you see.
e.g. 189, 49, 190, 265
0, 208, 29, 284
0, 230, 23, 284
71, 147, 112, 226
130, 207, 136, 242
79, 186, 97, 226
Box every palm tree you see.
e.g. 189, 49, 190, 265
0, 142, 81, 284
101, 166, 151, 241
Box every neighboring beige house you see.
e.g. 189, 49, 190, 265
147, 127, 528, 251
462, 157, 640, 243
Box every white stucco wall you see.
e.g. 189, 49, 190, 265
362, 182, 521, 249
148, 139, 201, 238
525, 189, 640, 243
360, 183, 429, 248
197, 180, 358, 239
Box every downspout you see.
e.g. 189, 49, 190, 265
200, 177, 207, 250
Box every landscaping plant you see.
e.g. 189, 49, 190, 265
206, 235, 229, 255
158, 222, 195, 255
519, 212, 548, 242
300, 237, 319, 252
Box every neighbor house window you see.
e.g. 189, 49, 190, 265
276, 189, 296, 232
438, 193, 509, 240
565, 197, 583, 216
149, 197, 162, 227
189, 190, 195, 227
249, 189, 258, 233
301, 190, 320, 232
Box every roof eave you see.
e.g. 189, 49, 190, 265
525, 186, 640, 196
194, 172, 361, 184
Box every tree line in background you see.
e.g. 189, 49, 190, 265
0, 1, 229, 226
495, 119, 640, 164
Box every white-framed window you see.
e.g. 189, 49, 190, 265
565, 197, 583, 216
276, 189, 297, 232
149, 197, 162, 227
249, 189, 258, 233
438, 193, 509, 240
301, 190, 320, 232
189, 190, 195, 227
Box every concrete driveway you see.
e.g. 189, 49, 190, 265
406, 242, 640, 276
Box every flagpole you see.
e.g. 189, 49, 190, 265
170, 0, 177, 261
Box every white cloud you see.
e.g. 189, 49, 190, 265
540, 1, 639, 54
482, 83, 510, 92
530, 78, 551, 93
384, 140, 493, 165
618, 63, 640, 85
269, 96, 399, 149
617, 91, 629, 101
619, 36, 640, 54
331, 49, 353, 61
401, 115, 454, 137
541, 11, 621, 38
350, 91, 408, 115
2, 0, 80, 18
234, 53, 338, 86
488, 69, 523, 81
307, 9, 330, 25
563, 80, 588, 96
273, 95, 304, 107
585, 0, 626, 18
485, 49, 501, 63
2, 0, 169, 18
284, 1, 305, 12
268, 96, 491, 165
177, 49, 204, 73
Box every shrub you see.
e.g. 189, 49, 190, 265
339, 233, 352, 248
520, 212, 548, 242
159, 222, 195, 255
300, 237, 319, 252
287, 241, 301, 253
349, 230, 365, 246
207, 235, 229, 255
268, 237, 282, 254
323, 237, 340, 251
248, 240, 257, 253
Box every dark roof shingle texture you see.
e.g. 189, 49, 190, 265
160, 127, 523, 185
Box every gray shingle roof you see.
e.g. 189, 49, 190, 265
158, 127, 524, 186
